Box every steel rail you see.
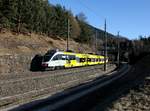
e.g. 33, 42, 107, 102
8, 64, 130, 111
0, 64, 115, 110
0, 64, 112, 84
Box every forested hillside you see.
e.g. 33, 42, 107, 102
0, 0, 133, 62
0, 0, 93, 42
0, 0, 123, 44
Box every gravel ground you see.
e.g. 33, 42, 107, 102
0, 64, 116, 110
0, 64, 113, 81
107, 75, 150, 111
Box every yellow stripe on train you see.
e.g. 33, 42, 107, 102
64, 51, 107, 68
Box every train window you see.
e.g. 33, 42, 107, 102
100, 58, 104, 62
91, 58, 95, 62
52, 54, 66, 60
69, 55, 76, 60
87, 58, 91, 62
99, 58, 101, 62
96, 59, 99, 62
76, 57, 80, 62
83, 58, 85, 62
53, 55, 58, 60
61, 55, 67, 60
80, 58, 85, 62
79, 58, 82, 62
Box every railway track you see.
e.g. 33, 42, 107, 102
17, 56, 149, 111
0, 63, 127, 111
0, 64, 113, 82
0, 64, 116, 110
91, 58, 150, 111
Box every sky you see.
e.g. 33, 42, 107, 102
49, 0, 150, 39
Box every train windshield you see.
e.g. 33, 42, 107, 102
43, 50, 56, 62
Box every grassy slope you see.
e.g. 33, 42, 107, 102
0, 30, 93, 55
0, 30, 93, 74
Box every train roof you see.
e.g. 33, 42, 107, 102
46, 49, 104, 57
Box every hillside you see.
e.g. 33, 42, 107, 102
0, 30, 92, 55
0, 30, 93, 75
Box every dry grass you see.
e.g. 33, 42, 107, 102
0, 31, 92, 55
0, 31, 93, 75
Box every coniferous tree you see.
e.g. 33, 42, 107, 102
0, 0, 17, 29
76, 13, 93, 43
0, 0, 96, 45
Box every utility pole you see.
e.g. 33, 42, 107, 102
67, 18, 70, 51
117, 31, 120, 66
95, 30, 97, 54
104, 19, 107, 71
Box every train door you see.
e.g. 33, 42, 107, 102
65, 55, 71, 68
65, 55, 76, 68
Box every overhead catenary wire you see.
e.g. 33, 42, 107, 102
77, 0, 105, 20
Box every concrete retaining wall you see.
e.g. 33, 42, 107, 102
0, 54, 35, 75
